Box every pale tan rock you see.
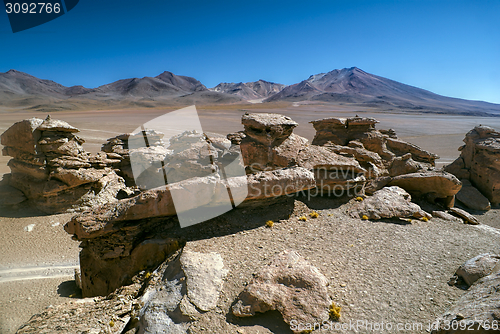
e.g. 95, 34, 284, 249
36, 115, 79, 132
449, 207, 480, 225
241, 113, 298, 146
0, 117, 43, 153
388, 171, 462, 207
455, 253, 500, 287
232, 250, 333, 333
446, 126, 500, 205
348, 186, 431, 220
386, 137, 439, 165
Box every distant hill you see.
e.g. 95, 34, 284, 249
1, 67, 499, 115
265, 67, 500, 115
211, 80, 285, 100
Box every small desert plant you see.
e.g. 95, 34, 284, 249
299, 216, 308, 221
144, 272, 151, 280
355, 196, 364, 201
309, 211, 319, 218
361, 215, 369, 220
421, 216, 429, 222
266, 220, 274, 228
109, 320, 115, 327
329, 302, 341, 321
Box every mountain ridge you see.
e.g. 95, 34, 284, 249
1, 67, 499, 116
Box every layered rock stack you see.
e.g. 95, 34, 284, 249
445, 126, 500, 207
1, 116, 126, 213
310, 116, 461, 206
101, 130, 167, 187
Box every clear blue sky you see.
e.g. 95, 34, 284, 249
1, 0, 499, 103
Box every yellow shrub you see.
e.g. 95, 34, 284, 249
299, 216, 308, 221
266, 220, 274, 228
421, 216, 429, 222
361, 215, 369, 220
355, 196, 364, 201
329, 302, 341, 321
109, 320, 115, 327
309, 211, 319, 218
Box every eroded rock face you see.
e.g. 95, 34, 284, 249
445, 126, 500, 205
388, 171, 462, 208
456, 179, 491, 211
348, 186, 431, 220
455, 253, 500, 287
310, 116, 438, 175
432, 270, 500, 334
232, 250, 334, 333
241, 113, 298, 146
138, 250, 228, 334
1, 116, 126, 213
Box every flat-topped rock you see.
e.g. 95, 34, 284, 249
242, 113, 298, 146
37, 116, 79, 133
0, 117, 43, 153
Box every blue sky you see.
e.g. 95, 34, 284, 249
1, 0, 499, 103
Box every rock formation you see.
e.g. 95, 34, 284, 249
1, 116, 126, 213
348, 186, 431, 220
432, 259, 500, 334
232, 250, 335, 333
445, 125, 500, 206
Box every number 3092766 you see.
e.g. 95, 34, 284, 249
5, 3, 61, 14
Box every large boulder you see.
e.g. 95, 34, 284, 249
138, 250, 228, 333
232, 250, 335, 333
445, 126, 500, 205
348, 186, 431, 220
388, 171, 462, 208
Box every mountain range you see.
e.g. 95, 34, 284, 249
1, 67, 499, 116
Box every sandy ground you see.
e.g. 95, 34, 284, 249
1, 106, 500, 333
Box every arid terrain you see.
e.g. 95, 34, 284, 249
1, 104, 500, 333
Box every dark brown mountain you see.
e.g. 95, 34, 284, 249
265, 67, 500, 115
211, 80, 284, 100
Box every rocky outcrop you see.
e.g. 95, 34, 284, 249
310, 116, 438, 174
232, 250, 335, 333
445, 126, 500, 205
388, 171, 462, 208
101, 130, 168, 187
139, 250, 228, 333
432, 267, 500, 333
1, 116, 126, 213
348, 186, 431, 220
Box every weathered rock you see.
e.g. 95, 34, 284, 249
389, 153, 424, 177
431, 270, 500, 334
456, 179, 491, 211
386, 137, 439, 165
0, 117, 43, 153
138, 250, 227, 333
36, 115, 79, 133
17, 278, 143, 334
388, 171, 462, 208
446, 126, 500, 205
1, 116, 127, 213
0, 176, 26, 206
455, 253, 500, 287
449, 207, 480, 225
241, 113, 298, 146
348, 186, 431, 220
232, 250, 333, 333
431, 210, 463, 223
